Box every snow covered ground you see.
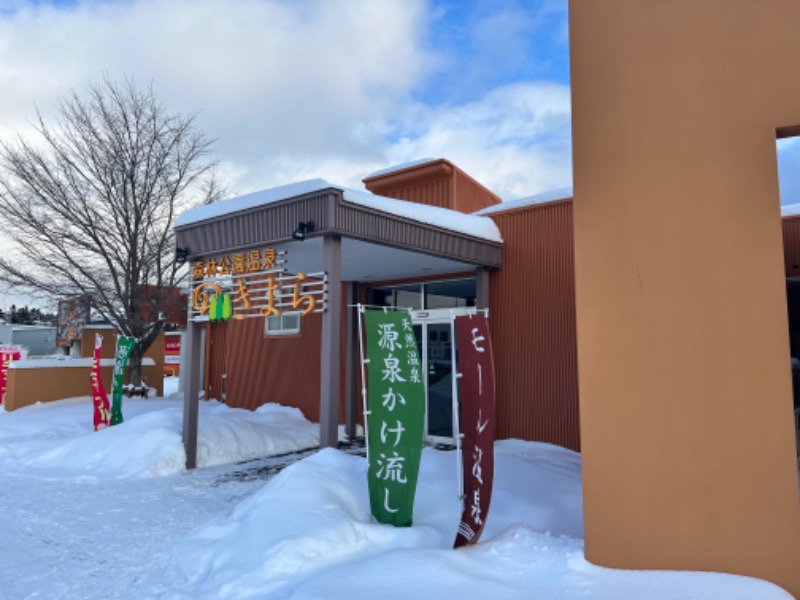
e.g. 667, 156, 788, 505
0, 384, 792, 599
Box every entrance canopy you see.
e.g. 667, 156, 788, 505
175, 179, 503, 468
174, 179, 503, 280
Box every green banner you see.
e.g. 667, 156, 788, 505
111, 336, 136, 425
364, 310, 425, 527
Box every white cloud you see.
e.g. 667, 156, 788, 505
0, 0, 433, 186
380, 82, 573, 199
0, 0, 572, 202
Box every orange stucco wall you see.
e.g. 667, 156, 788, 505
3, 329, 165, 411
4, 361, 163, 411
570, 0, 800, 595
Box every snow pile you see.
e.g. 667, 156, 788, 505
144, 441, 788, 600
0, 393, 792, 599
365, 157, 438, 179
476, 186, 573, 215
0, 396, 319, 479
339, 183, 502, 242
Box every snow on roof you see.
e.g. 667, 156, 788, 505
337, 183, 501, 242
475, 186, 574, 216
364, 158, 438, 179
175, 179, 334, 228
176, 178, 502, 243
782, 203, 800, 218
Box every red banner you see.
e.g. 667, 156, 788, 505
0, 347, 21, 405
165, 337, 181, 353
91, 335, 111, 431
453, 314, 496, 548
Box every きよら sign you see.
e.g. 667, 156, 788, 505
453, 314, 496, 548
189, 248, 327, 322
364, 310, 425, 527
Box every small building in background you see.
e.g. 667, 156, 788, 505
0, 322, 57, 356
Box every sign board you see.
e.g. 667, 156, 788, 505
110, 337, 135, 426
0, 345, 24, 405
363, 309, 425, 527
164, 334, 181, 373
453, 314, 496, 547
189, 248, 326, 322
91, 335, 110, 431
57, 296, 90, 347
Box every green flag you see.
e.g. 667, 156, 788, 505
111, 336, 136, 425
364, 310, 425, 527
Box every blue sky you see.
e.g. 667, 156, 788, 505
0, 0, 796, 206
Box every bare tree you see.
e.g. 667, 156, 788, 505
0, 76, 224, 383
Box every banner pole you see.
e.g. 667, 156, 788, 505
450, 310, 465, 510
356, 304, 371, 467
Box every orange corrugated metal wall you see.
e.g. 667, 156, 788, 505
209, 283, 352, 423
488, 200, 581, 451
453, 170, 501, 213
205, 321, 228, 401
223, 315, 322, 418
377, 177, 451, 210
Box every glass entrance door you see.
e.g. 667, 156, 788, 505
425, 323, 454, 440
411, 309, 471, 444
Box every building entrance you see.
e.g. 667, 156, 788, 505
410, 308, 473, 445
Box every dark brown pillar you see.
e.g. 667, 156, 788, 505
319, 235, 342, 448
344, 282, 358, 439
182, 319, 203, 469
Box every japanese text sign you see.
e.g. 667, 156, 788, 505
453, 314, 496, 547
110, 337, 135, 426
191, 247, 280, 280
189, 248, 326, 322
91, 334, 111, 431
364, 310, 425, 527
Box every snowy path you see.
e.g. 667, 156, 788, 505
0, 461, 273, 600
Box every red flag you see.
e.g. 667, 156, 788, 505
0, 347, 21, 405
91, 334, 111, 431
453, 314, 496, 548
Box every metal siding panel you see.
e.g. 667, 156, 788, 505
334, 201, 502, 267
488, 201, 580, 451
219, 315, 323, 420
176, 193, 333, 259
177, 190, 501, 268
205, 321, 228, 401
454, 169, 502, 213
377, 177, 451, 209
175, 192, 502, 267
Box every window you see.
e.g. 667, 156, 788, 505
265, 312, 301, 336
367, 283, 423, 310
425, 279, 476, 309
367, 277, 476, 310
